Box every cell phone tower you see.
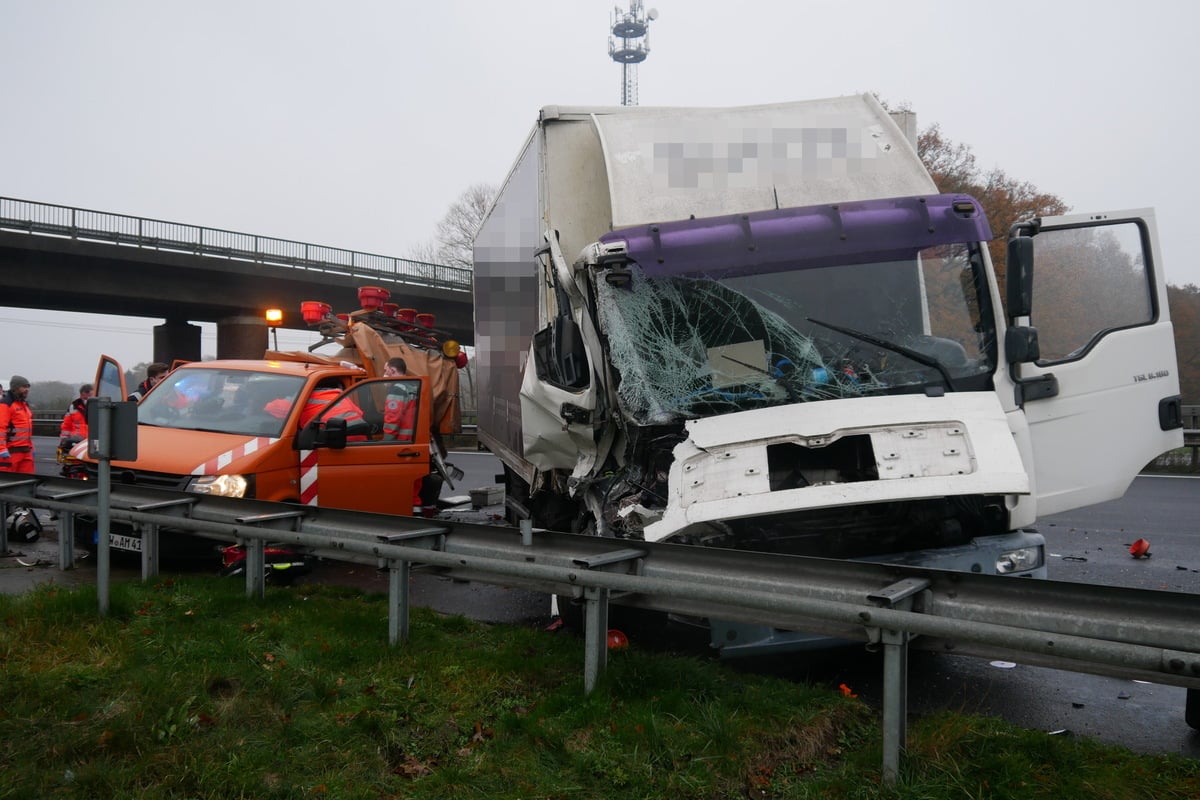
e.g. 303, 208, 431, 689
608, 1, 658, 106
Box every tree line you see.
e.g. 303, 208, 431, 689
919, 122, 1199, 406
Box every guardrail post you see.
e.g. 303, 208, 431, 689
571, 548, 645, 694
245, 538, 265, 599
58, 510, 75, 569
583, 586, 610, 694
0, 499, 10, 556
879, 627, 911, 784
140, 523, 160, 580
867, 577, 929, 785
388, 559, 411, 645
131, 497, 201, 579
232, 510, 309, 599
45, 487, 99, 569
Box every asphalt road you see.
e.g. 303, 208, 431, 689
8, 438, 1199, 758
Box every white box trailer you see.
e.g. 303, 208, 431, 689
473, 94, 1183, 655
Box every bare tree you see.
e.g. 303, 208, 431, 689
406, 238, 442, 265
410, 183, 496, 270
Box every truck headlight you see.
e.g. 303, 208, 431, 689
188, 474, 249, 498
995, 546, 1043, 574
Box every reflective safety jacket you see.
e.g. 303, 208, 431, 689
299, 388, 367, 441
383, 381, 419, 442
298, 388, 342, 429
60, 397, 89, 441
0, 392, 34, 451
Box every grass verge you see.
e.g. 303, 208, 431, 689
1, 577, 1197, 799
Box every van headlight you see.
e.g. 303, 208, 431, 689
996, 546, 1043, 574
188, 474, 249, 498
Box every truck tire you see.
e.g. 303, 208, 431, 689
1187, 688, 1200, 730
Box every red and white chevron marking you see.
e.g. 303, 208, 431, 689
190, 437, 278, 476
300, 449, 319, 505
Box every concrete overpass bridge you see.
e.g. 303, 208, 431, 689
0, 196, 474, 362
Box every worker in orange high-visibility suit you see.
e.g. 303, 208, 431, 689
381, 358, 419, 442
0, 376, 36, 473
381, 357, 429, 512
59, 383, 93, 445
276, 383, 368, 442
294, 387, 342, 428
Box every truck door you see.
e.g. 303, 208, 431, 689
301, 377, 432, 515
1010, 209, 1183, 516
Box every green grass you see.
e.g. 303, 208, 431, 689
1, 578, 1197, 799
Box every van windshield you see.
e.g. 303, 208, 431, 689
138, 368, 307, 437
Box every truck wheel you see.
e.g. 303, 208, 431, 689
1187, 688, 1200, 730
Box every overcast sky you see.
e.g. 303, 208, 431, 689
2, 0, 1196, 385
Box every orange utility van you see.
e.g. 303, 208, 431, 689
75, 295, 466, 557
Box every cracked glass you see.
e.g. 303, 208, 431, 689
595, 242, 995, 425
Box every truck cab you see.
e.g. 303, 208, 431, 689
473, 96, 1183, 655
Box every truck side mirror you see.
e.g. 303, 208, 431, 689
1006, 236, 1034, 318
1005, 325, 1040, 364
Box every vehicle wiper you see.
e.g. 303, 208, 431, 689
806, 317, 957, 392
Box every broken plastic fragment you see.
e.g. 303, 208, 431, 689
1129, 538, 1151, 558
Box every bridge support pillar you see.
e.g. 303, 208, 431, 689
153, 319, 201, 364
217, 316, 268, 360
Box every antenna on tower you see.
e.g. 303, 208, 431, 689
608, 1, 658, 106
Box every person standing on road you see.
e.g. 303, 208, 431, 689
0, 376, 35, 473
128, 362, 168, 402
59, 383, 93, 448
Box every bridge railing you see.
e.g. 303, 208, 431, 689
0, 196, 472, 293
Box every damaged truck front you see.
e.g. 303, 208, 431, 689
473, 95, 1183, 655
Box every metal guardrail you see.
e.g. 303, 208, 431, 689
1, 474, 1198, 782
0, 196, 472, 293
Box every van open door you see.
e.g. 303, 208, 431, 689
1007, 208, 1183, 516
298, 377, 433, 515
94, 355, 128, 403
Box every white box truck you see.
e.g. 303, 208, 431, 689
472, 94, 1184, 655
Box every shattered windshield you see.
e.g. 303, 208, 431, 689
595, 242, 995, 424
138, 368, 307, 437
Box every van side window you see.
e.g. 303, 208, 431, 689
1029, 221, 1154, 362
333, 380, 421, 444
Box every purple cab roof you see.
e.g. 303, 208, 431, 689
598, 194, 994, 278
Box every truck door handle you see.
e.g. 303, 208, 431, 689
396, 451, 421, 458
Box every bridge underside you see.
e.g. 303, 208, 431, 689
0, 231, 475, 361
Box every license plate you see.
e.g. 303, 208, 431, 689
108, 533, 143, 553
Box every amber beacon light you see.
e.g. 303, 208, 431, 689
265, 308, 283, 349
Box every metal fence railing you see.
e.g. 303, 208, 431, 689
0, 196, 472, 293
